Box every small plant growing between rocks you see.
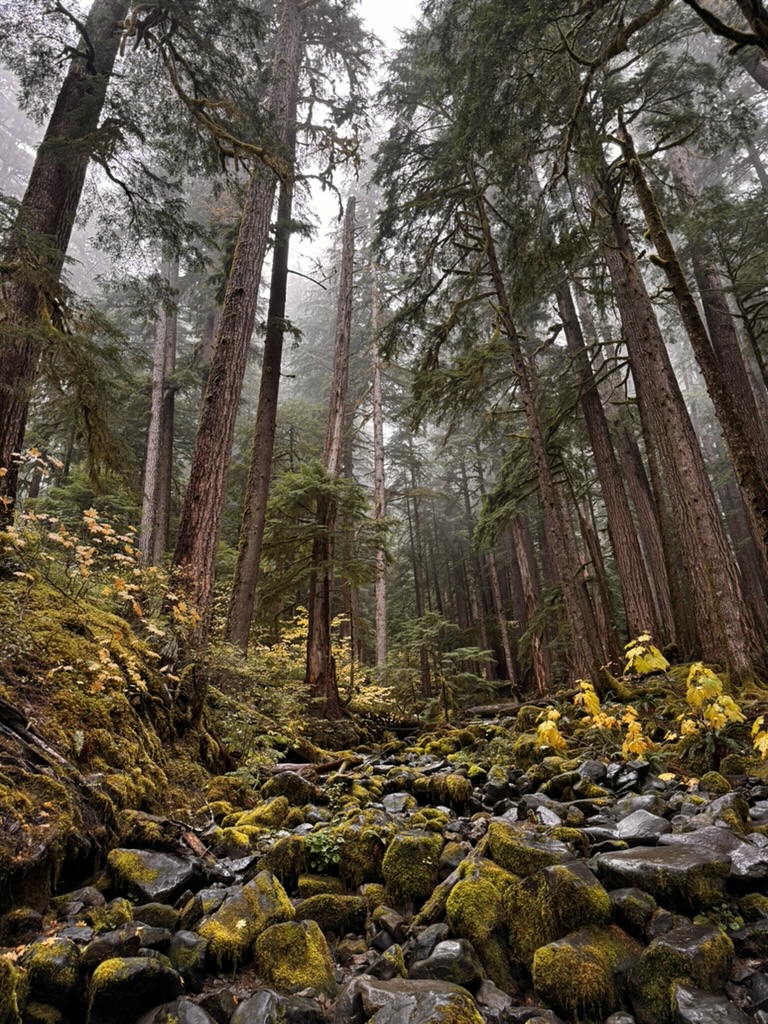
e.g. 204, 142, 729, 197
304, 829, 343, 872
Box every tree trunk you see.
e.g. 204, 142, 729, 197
405, 460, 433, 698
140, 257, 178, 564
459, 460, 492, 677
621, 127, 768, 569
510, 515, 551, 695
473, 182, 606, 680
0, 0, 129, 516
173, 0, 304, 641
226, 154, 297, 650
557, 280, 662, 640
592, 155, 759, 677
305, 196, 356, 719
371, 268, 388, 666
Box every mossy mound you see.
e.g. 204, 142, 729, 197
295, 894, 368, 935
334, 811, 396, 890
18, 938, 81, 1014
532, 924, 642, 1019
296, 874, 346, 898
382, 832, 444, 910
253, 919, 338, 998
225, 795, 291, 830
0, 582, 220, 911
446, 876, 515, 992
505, 861, 612, 970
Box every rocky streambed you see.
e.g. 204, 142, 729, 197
2, 737, 768, 1024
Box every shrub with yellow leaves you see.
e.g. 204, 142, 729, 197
623, 633, 670, 676
536, 707, 568, 750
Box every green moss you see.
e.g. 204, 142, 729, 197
629, 925, 734, 1024
297, 874, 346, 899
296, 894, 367, 934
447, 877, 515, 992
198, 870, 295, 968
382, 943, 407, 978
504, 862, 612, 970
334, 812, 396, 890
227, 796, 290, 830
548, 826, 590, 856
698, 772, 731, 795
740, 893, 768, 921
382, 832, 444, 909
487, 821, 574, 877
256, 834, 307, 890
532, 924, 641, 1019
84, 898, 133, 934
409, 808, 450, 833
0, 957, 28, 1024
253, 919, 338, 998
106, 849, 160, 889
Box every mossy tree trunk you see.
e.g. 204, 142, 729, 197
0, 0, 129, 519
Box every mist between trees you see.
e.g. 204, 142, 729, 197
1, 0, 768, 720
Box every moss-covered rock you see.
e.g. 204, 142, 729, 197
698, 771, 732, 795
86, 956, 182, 1024
253, 919, 338, 998
446, 877, 515, 992
255, 834, 308, 890
740, 893, 768, 921
504, 861, 612, 970
487, 820, 575, 877
335, 811, 396, 890
106, 848, 198, 904
225, 795, 291, 830
197, 870, 294, 968
261, 770, 319, 806
296, 893, 367, 935
412, 773, 473, 810
382, 832, 444, 910
296, 873, 346, 899
532, 924, 642, 1019
18, 938, 80, 1013
628, 923, 734, 1024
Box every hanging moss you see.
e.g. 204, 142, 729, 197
0, 958, 28, 1024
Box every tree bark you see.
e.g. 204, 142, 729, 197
305, 196, 356, 719
226, 153, 297, 650
621, 127, 768, 569
371, 267, 388, 666
173, 0, 304, 641
557, 280, 662, 641
0, 0, 129, 516
592, 155, 760, 677
140, 257, 178, 564
510, 515, 551, 695
473, 177, 607, 680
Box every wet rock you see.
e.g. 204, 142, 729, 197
608, 887, 657, 937
196, 870, 294, 968
87, 957, 182, 1024
107, 848, 201, 904
728, 842, 768, 881
628, 924, 734, 1024
137, 997, 217, 1023
82, 923, 143, 968
673, 982, 752, 1023
473, 979, 520, 1023
382, 792, 418, 814
197, 987, 238, 1023
19, 937, 81, 1013
410, 922, 450, 962
231, 989, 325, 1024
594, 844, 731, 912
408, 938, 485, 989
531, 923, 641, 1019
616, 809, 672, 844
253, 919, 338, 998
168, 930, 208, 991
